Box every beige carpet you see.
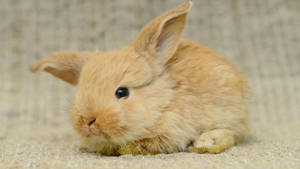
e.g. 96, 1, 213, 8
1, 0, 299, 168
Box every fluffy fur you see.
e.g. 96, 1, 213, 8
30, 2, 250, 155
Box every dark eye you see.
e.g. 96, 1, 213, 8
115, 87, 129, 99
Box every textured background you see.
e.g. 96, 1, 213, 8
0, 0, 299, 168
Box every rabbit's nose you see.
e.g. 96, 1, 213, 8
82, 116, 97, 127
87, 118, 96, 126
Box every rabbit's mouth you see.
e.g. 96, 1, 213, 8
72, 111, 129, 143
85, 127, 111, 139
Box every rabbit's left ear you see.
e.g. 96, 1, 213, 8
134, 1, 192, 64
30, 51, 92, 85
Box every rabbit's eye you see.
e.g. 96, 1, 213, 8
115, 87, 129, 99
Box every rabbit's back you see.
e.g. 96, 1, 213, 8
168, 39, 250, 102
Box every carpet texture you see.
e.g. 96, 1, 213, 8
0, 0, 299, 168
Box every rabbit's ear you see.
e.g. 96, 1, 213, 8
30, 51, 92, 85
134, 1, 192, 64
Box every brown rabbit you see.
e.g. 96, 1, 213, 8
30, 2, 250, 155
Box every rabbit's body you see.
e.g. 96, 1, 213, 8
115, 39, 250, 154
134, 39, 250, 153
31, 2, 250, 155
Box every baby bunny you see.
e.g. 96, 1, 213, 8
30, 2, 250, 155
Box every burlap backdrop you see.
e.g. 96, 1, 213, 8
0, 0, 299, 168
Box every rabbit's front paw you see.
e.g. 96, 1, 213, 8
118, 142, 149, 155
187, 129, 235, 154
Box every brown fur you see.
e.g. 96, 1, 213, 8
30, 2, 250, 155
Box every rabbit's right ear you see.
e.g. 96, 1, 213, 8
30, 51, 92, 85
133, 2, 192, 65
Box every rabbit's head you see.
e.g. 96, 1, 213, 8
30, 2, 192, 144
